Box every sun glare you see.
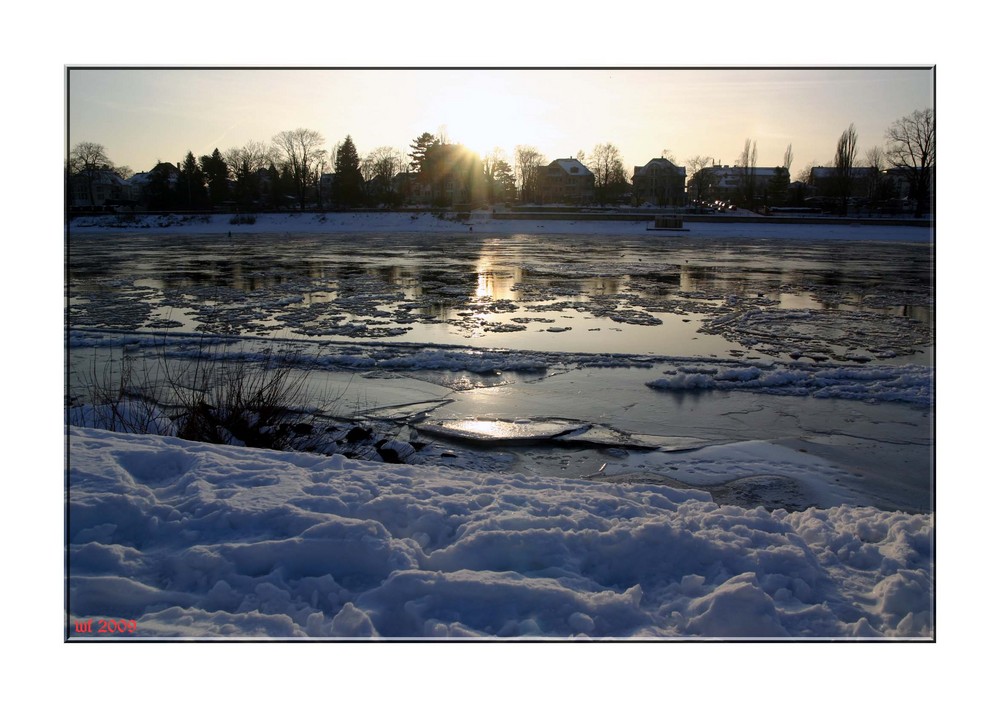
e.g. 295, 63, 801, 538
432, 73, 551, 159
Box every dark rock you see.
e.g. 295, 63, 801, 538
376, 439, 416, 464
345, 426, 372, 443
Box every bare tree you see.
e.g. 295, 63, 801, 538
365, 146, 407, 205
311, 149, 330, 208
834, 123, 859, 214
481, 148, 506, 205
588, 143, 627, 206
686, 155, 714, 202
481, 147, 503, 183
737, 139, 758, 209
796, 161, 818, 185
885, 109, 935, 218
783, 144, 794, 173
864, 146, 891, 204
225, 140, 273, 208
70, 142, 114, 207
70, 141, 112, 172
272, 128, 326, 210
514, 145, 544, 203
359, 153, 377, 184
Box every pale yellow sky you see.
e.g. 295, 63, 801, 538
68, 67, 933, 176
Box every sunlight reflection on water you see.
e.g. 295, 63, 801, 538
440, 419, 579, 440
68, 231, 931, 361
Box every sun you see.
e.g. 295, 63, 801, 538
431, 72, 552, 160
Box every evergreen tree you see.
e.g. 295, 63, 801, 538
334, 135, 365, 207
408, 132, 438, 173
146, 162, 179, 210
276, 163, 295, 209
264, 163, 282, 210
493, 160, 516, 202
178, 151, 208, 210
767, 167, 790, 207
199, 148, 230, 207
480, 149, 517, 204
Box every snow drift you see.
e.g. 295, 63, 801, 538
67, 426, 933, 639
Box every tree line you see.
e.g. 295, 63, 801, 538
68, 109, 933, 215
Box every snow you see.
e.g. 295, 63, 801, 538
67, 211, 933, 242
67, 425, 932, 639
647, 361, 931, 405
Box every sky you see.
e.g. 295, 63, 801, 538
67, 67, 933, 177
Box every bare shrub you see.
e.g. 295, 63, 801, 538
167, 345, 318, 449
71, 345, 174, 435
70, 337, 342, 452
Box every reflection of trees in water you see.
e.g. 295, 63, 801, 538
69, 232, 933, 340
636, 272, 680, 288
137, 255, 334, 293
366, 265, 425, 299
688, 265, 772, 292
902, 305, 932, 326
583, 275, 626, 296
817, 269, 845, 289
679, 264, 725, 292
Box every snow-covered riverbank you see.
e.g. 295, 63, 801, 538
67, 210, 934, 242
67, 425, 932, 639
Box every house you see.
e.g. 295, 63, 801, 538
632, 158, 686, 207
690, 165, 788, 206
883, 166, 934, 204
808, 166, 873, 200
393, 171, 436, 205
127, 162, 181, 210
534, 158, 595, 205
68, 169, 136, 209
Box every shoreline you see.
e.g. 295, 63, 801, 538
66, 211, 934, 242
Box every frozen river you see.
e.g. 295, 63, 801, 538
67, 230, 931, 362
67, 227, 933, 512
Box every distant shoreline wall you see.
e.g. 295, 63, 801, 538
492, 212, 933, 227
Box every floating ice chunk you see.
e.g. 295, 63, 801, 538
646, 372, 715, 390
417, 418, 585, 442
647, 362, 931, 406
715, 366, 762, 382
